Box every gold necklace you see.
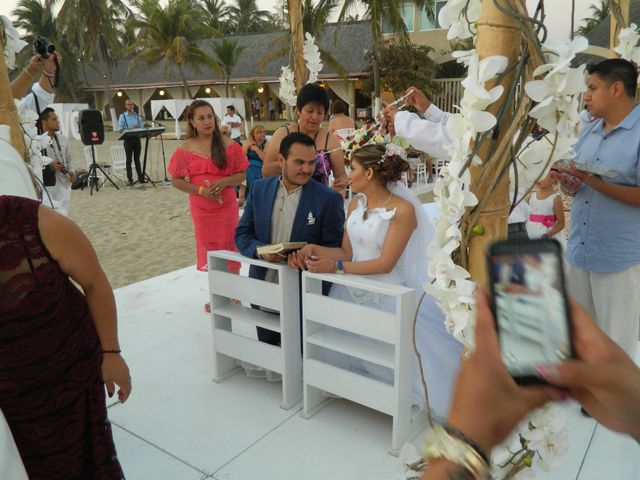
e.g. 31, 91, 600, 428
366, 192, 393, 211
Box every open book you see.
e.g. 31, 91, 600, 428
257, 242, 308, 257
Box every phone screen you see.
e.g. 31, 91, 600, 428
488, 240, 573, 381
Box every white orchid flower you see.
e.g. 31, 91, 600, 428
615, 24, 640, 63
536, 36, 588, 78
303, 33, 323, 84
278, 66, 297, 107
1, 15, 29, 69
438, 0, 481, 40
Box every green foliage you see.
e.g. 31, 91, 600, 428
575, 0, 610, 36
212, 38, 246, 97
127, 0, 221, 98
226, 0, 272, 34
362, 42, 441, 99
12, 0, 85, 102
259, 0, 347, 78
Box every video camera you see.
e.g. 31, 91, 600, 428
33, 36, 55, 59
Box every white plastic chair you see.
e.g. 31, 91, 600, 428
415, 162, 428, 186
109, 145, 127, 184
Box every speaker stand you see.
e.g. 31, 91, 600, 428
88, 144, 119, 195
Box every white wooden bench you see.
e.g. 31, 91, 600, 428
301, 271, 425, 455
208, 250, 302, 409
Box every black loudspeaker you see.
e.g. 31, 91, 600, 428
78, 109, 105, 146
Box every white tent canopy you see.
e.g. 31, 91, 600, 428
150, 98, 247, 139
49, 103, 90, 141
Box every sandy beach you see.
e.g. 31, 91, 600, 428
67, 129, 198, 289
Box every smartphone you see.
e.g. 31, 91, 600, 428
487, 238, 575, 385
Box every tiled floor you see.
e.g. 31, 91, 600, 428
109, 266, 639, 479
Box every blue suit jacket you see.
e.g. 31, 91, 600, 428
234, 176, 345, 281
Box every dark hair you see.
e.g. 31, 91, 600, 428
279, 132, 315, 159
330, 99, 347, 115
39, 107, 55, 125
587, 58, 638, 99
187, 100, 227, 169
351, 144, 410, 186
226, 105, 235, 111
296, 83, 330, 112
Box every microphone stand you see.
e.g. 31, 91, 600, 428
151, 120, 171, 185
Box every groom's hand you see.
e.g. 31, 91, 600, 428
288, 251, 305, 270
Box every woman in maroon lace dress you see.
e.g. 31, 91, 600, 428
0, 195, 132, 479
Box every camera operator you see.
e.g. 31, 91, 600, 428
39, 107, 75, 215
11, 37, 60, 115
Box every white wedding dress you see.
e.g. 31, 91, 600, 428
326, 184, 463, 419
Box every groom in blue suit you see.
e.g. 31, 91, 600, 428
235, 132, 345, 345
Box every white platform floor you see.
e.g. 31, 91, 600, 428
110, 266, 639, 479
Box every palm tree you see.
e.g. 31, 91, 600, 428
337, 0, 432, 114
211, 38, 246, 97
199, 0, 232, 34
226, 0, 271, 34
576, 0, 610, 36
259, 0, 347, 79
54, 0, 130, 110
128, 0, 221, 99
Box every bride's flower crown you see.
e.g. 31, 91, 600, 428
377, 143, 408, 165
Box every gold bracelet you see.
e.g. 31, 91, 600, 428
24, 67, 37, 79
198, 185, 205, 195
422, 427, 490, 479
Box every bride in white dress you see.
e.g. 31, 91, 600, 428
293, 144, 463, 419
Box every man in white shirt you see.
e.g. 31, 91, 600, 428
39, 108, 76, 215
222, 105, 242, 143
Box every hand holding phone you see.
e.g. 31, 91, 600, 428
487, 238, 575, 385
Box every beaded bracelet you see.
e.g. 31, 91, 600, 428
102, 350, 122, 354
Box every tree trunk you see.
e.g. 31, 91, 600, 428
0, 36, 26, 159
372, 40, 382, 117
466, 0, 524, 289
225, 75, 230, 97
570, 0, 576, 40
98, 35, 114, 115
178, 64, 192, 99
288, 0, 307, 91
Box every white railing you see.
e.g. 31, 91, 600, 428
301, 271, 425, 455
208, 250, 302, 410
433, 77, 464, 113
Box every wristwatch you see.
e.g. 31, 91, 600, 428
335, 259, 345, 274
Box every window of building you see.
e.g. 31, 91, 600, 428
419, 1, 446, 31
382, 3, 415, 35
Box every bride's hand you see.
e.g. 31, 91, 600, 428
305, 256, 336, 274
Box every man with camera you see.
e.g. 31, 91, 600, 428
39, 107, 76, 215
117, 99, 144, 186
12, 37, 60, 117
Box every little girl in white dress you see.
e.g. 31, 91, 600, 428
526, 170, 565, 241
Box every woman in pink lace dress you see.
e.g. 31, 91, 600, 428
168, 100, 248, 310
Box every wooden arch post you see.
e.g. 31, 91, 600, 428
288, 0, 307, 91
467, 0, 525, 288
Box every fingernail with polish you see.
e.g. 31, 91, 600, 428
536, 365, 560, 382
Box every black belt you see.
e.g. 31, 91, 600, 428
508, 222, 526, 233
